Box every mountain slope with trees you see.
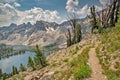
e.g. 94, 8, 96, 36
0, 0, 120, 80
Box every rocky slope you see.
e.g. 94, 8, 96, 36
6, 33, 97, 80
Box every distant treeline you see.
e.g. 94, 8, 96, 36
0, 43, 33, 59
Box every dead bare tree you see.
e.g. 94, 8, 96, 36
114, 0, 119, 23
90, 5, 98, 33
68, 13, 77, 44
89, 0, 120, 33
65, 13, 82, 47
97, 0, 119, 28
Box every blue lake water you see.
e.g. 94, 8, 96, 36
0, 51, 35, 74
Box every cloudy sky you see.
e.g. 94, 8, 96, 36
0, 0, 111, 27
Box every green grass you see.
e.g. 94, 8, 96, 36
63, 58, 68, 62
96, 46, 120, 80
57, 47, 91, 80
73, 47, 91, 80
104, 69, 119, 80
51, 62, 57, 67
70, 49, 77, 55
69, 59, 78, 67
75, 46, 79, 51
54, 70, 60, 74
101, 15, 120, 53
20, 77, 24, 80
70, 46, 80, 55
74, 65, 91, 80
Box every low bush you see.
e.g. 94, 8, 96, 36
74, 65, 91, 80
54, 70, 60, 74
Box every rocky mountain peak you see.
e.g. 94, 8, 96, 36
0, 18, 91, 47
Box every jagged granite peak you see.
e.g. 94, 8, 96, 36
0, 19, 91, 47
9, 23, 17, 27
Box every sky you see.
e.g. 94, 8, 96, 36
0, 0, 111, 27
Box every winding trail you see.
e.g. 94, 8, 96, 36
87, 47, 107, 80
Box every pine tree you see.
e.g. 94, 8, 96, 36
71, 18, 77, 44
28, 56, 34, 68
34, 45, 47, 67
14, 67, 18, 74
20, 63, 25, 72
66, 28, 72, 47
75, 24, 82, 43
12, 66, 18, 75
1, 73, 8, 80
12, 66, 15, 75
34, 56, 40, 66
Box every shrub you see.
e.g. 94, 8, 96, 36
105, 70, 118, 80
98, 25, 102, 33
70, 49, 77, 55
20, 64, 25, 72
63, 58, 68, 62
51, 63, 57, 67
76, 46, 79, 51
54, 70, 60, 74
69, 59, 78, 67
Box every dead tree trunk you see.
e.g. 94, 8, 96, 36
110, 0, 117, 26
90, 5, 98, 33
102, 0, 117, 28
71, 18, 77, 44
114, 0, 119, 23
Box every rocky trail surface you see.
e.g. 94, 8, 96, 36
87, 47, 107, 80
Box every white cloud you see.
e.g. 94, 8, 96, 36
66, 0, 90, 18
17, 7, 61, 25
66, 0, 103, 18
4, 3, 15, 9
14, 2, 21, 7
0, 3, 61, 27
0, 3, 18, 26
76, 4, 89, 17
99, 0, 111, 6
94, 5, 102, 12
0, 0, 16, 3
66, 0, 79, 13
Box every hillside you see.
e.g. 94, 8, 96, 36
96, 10, 120, 80
1, 0, 120, 80
6, 33, 98, 80
4, 33, 105, 80
5, 8, 120, 80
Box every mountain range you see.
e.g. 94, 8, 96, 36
0, 18, 91, 47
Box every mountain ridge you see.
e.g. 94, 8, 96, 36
0, 18, 91, 47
